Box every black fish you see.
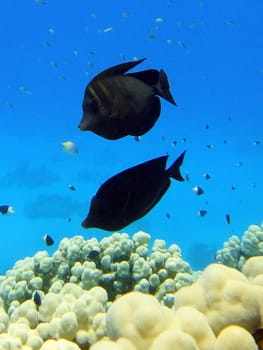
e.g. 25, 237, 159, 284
43, 234, 54, 246
82, 151, 186, 231
203, 173, 211, 180
33, 291, 41, 306
226, 213, 231, 224
87, 250, 100, 260
198, 210, 207, 217
0, 205, 10, 214
78, 58, 176, 140
0, 205, 14, 215
68, 184, 76, 191
192, 186, 204, 196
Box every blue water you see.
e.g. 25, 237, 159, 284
0, 0, 262, 272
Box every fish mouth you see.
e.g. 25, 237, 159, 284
78, 120, 88, 131
78, 115, 93, 131
81, 212, 95, 228
78, 123, 85, 131
81, 219, 90, 228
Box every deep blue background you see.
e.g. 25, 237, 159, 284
0, 0, 262, 272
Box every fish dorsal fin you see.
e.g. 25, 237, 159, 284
127, 155, 168, 179
94, 58, 147, 80
126, 69, 159, 85
105, 155, 168, 189
139, 155, 168, 174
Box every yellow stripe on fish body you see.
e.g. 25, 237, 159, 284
97, 80, 113, 101
97, 79, 129, 118
88, 80, 113, 105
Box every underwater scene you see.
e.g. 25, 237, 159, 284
0, 0, 263, 349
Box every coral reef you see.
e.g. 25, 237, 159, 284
215, 223, 263, 269
0, 228, 263, 349
91, 259, 263, 350
0, 231, 196, 349
0, 232, 195, 314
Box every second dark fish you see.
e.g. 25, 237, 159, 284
78, 58, 176, 140
82, 151, 186, 231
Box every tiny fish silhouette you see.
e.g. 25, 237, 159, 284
78, 58, 176, 140
0, 205, 15, 215
192, 186, 204, 196
43, 234, 54, 246
203, 173, 211, 180
82, 151, 186, 231
33, 291, 41, 306
198, 210, 207, 217
68, 184, 76, 191
87, 250, 100, 260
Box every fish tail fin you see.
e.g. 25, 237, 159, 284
167, 150, 186, 181
154, 69, 177, 105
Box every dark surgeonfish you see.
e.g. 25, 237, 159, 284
78, 58, 176, 140
82, 151, 186, 231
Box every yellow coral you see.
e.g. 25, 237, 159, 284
40, 338, 81, 349
173, 263, 262, 334
214, 325, 258, 350
105, 291, 215, 350
106, 292, 176, 349
242, 256, 263, 281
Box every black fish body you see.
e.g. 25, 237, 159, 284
82, 151, 186, 231
78, 58, 176, 140
33, 291, 41, 307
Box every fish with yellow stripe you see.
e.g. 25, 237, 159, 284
78, 58, 176, 140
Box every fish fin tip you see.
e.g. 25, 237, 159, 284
156, 69, 177, 105
167, 150, 186, 181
